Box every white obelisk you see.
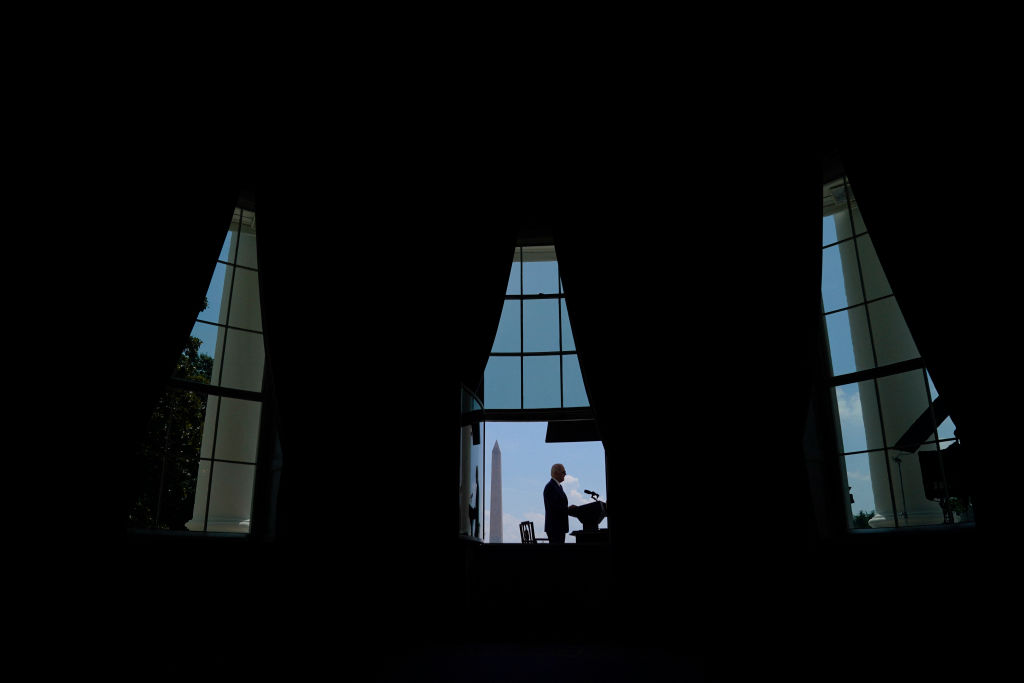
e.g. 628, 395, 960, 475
489, 441, 503, 543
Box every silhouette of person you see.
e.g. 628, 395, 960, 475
544, 463, 577, 544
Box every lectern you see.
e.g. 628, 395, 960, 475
569, 499, 608, 544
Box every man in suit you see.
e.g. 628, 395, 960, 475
544, 463, 577, 544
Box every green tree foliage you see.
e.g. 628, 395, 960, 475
128, 305, 214, 529
852, 510, 875, 529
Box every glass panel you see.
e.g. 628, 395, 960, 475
227, 267, 263, 332
218, 225, 235, 263
524, 355, 561, 409
838, 239, 866, 309
235, 214, 258, 269
524, 299, 559, 352
560, 298, 575, 351
198, 263, 231, 325
524, 260, 559, 296
869, 297, 920, 367
825, 306, 872, 376
822, 214, 838, 247
484, 356, 521, 409
522, 245, 558, 295
877, 370, 931, 449
217, 329, 265, 392
821, 244, 861, 313
205, 461, 257, 533
844, 452, 878, 526
834, 206, 867, 241
936, 416, 956, 442
562, 354, 589, 407
213, 397, 263, 464
855, 234, 892, 301
833, 383, 867, 454
180, 322, 219, 384
506, 247, 521, 295
129, 387, 208, 530
491, 300, 521, 353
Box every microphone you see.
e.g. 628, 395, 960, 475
584, 489, 600, 498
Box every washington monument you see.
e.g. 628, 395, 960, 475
489, 441, 502, 543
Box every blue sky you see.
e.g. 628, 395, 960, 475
483, 420, 607, 543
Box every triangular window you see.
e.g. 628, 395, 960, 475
821, 178, 968, 528
129, 205, 269, 534
483, 244, 590, 411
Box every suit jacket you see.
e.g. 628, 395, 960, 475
543, 478, 569, 535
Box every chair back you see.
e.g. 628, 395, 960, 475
519, 520, 538, 544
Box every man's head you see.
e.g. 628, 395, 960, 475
551, 463, 566, 483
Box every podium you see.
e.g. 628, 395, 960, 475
569, 500, 608, 544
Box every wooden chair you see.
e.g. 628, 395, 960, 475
519, 520, 548, 544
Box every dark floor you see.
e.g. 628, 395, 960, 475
376, 642, 704, 682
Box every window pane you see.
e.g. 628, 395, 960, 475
869, 297, 920, 367
213, 397, 263, 464
524, 355, 561, 409
524, 299, 559, 352
823, 214, 838, 246
192, 461, 256, 533
227, 267, 263, 332
825, 306, 873, 376
217, 328, 265, 392
877, 370, 930, 449
844, 452, 878, 524
562, 355, 589, 407
524, 260, 558, 296
235, 215, 258, 269
936, 416, 956, 442
834, 207, 867, 241
833, 383, 867, 454
198, 263, 231, 325
522, 245, 558, 295
484, 355, 521, 409
560, 298, 575, 351
821, 244, 865, 313
181, 322, 219, 384
855, 234, 892, 301
218, 226, 235, 263
492, 300, 521, 353
506, 247, 521, 295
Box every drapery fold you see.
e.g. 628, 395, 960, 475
840, 142, 979, 446
553, 153, 825, 552
840, 139, 989, 522
255, 169, 517, 541
122, 187, 239, 521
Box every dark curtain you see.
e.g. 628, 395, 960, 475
120, 187, 239, 524
553, 139, 823, 642
255, 155, 518, 645
840, 138, 991, 520
840, 142, 980, 443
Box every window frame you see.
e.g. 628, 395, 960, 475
822, 178, 965, 530
129, 205, 273, 538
